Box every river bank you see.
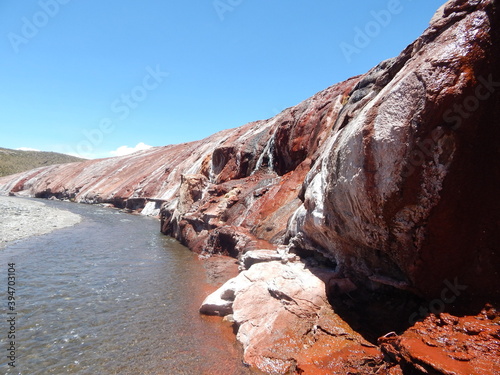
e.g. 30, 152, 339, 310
0, 198, 260, 374
0, 196, 81, 250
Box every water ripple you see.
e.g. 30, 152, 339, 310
0, 201, 260, 375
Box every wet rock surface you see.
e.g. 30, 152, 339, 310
200, 257, 384, 374
286, 0, 500, 309
379, 306, 500, 375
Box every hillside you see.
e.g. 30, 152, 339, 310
0, 147, 85, 177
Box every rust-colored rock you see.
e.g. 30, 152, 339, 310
200, 258, 386, 374
380, 305, 500, 375
0, 76, 360, 257
287, 0, 500, 308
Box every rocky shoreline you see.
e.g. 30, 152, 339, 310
0, 196, 81, 249
200, 249, 500, 374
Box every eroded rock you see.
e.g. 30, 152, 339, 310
239, 248, 297, 270
200, 260, 386, 374
380, 306, 500, 375
287, 0, 500, 307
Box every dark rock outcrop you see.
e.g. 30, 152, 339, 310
1, 0, 499, 373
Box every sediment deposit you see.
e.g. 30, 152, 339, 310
0, 196, 81, 249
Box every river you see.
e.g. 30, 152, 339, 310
0, 200, 260, 375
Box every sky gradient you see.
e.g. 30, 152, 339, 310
1, 0, 445, 159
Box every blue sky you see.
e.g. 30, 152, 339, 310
0, 0, 445, 159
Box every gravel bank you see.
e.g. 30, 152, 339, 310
0, 196, 81, 249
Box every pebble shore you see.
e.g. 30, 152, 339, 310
0, 196, 81, 249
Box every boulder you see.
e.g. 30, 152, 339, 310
201, 260, 384, 374
239, 249, 284, 269
199, 275, 252, 316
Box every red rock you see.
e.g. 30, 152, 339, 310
286, 0, 500, 307
0, 74, 361, 257
380, 306, 500, 375
201, 260, 384, 374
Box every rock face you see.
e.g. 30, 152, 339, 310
158, 76, 360, 255
286, 0, 500, 308
0, 75, 360, 255
1, 0, 499, 374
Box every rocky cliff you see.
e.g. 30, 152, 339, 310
285, 0, 500, 310
1, 0, 499, 373
0, 74, 360, 254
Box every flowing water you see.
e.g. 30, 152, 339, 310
0, 200, 260, 375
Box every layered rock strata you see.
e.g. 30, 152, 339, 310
286, 0, 500, 309
0, 75, 361, 255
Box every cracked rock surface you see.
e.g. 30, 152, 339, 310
201, 258, 382, 374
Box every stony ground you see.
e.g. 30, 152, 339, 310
0, 196, 81, 249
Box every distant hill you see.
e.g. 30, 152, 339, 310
0, 147, 85, 177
